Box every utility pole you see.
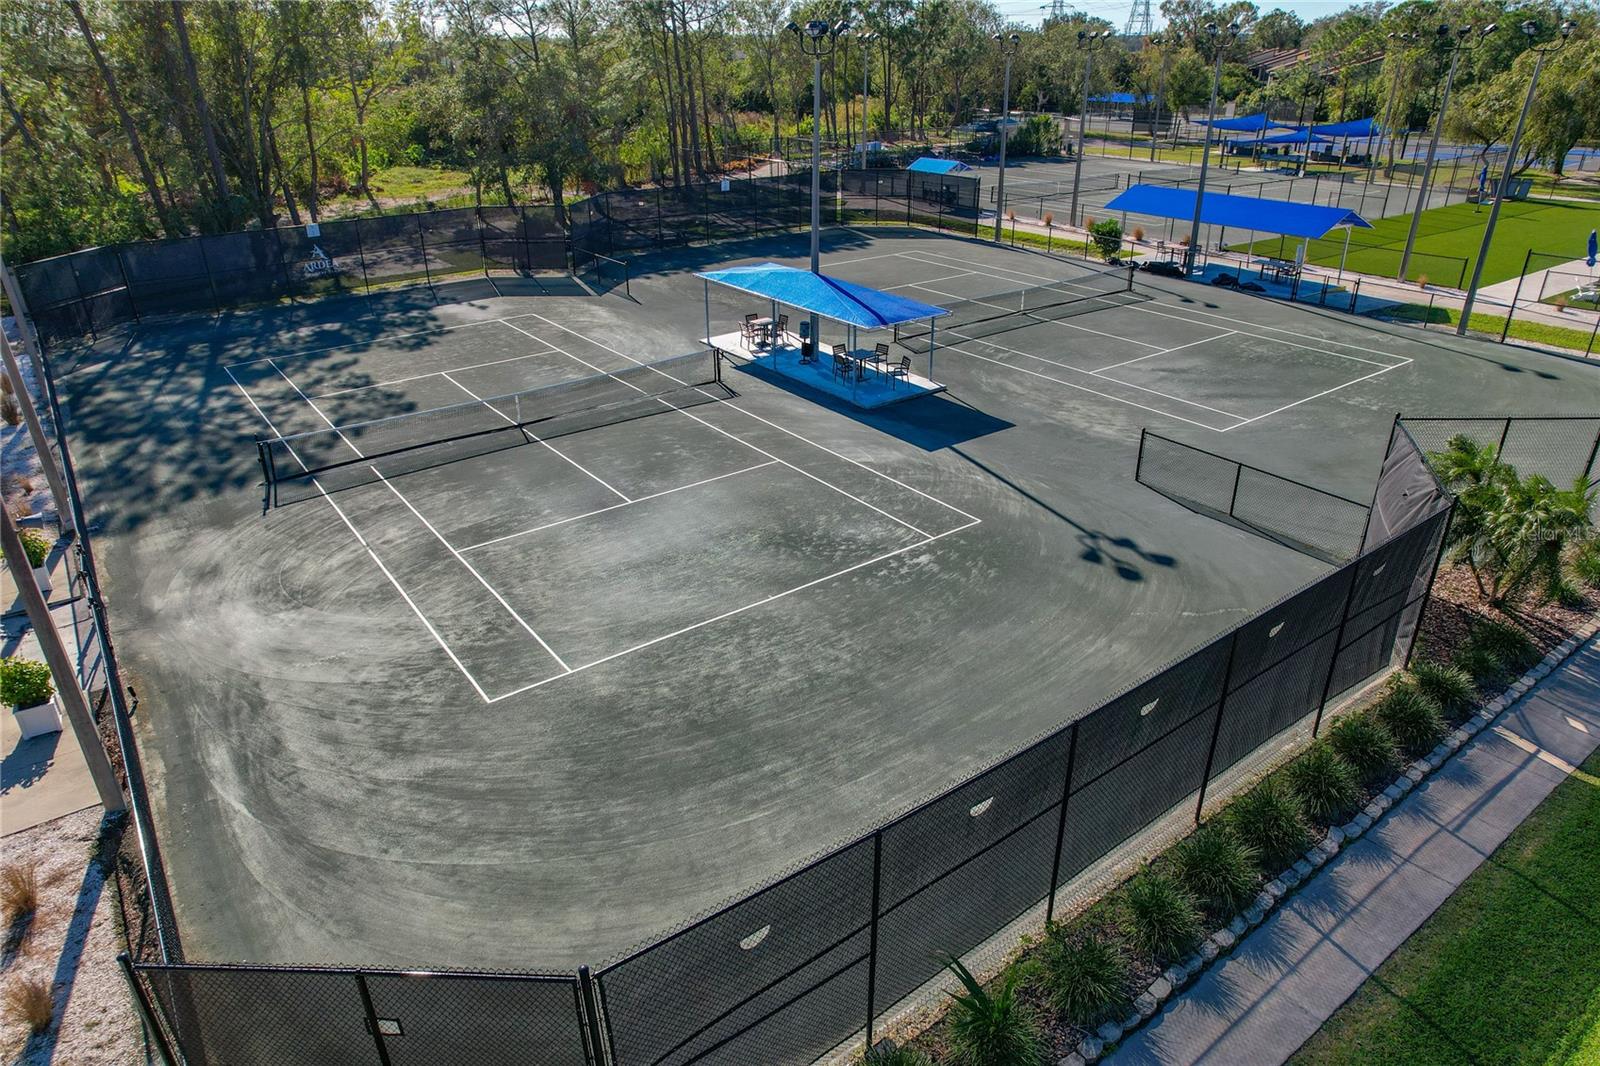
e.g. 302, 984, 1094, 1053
1148, 35, 1170, 163
993, 32, 1020, 241
1069, 30, 1115, 227
1398, 23, 1496, 281
1458, 20, 1576, 333
1184, 21, 1240, 273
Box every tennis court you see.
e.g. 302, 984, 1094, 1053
46, 225, 1600, 977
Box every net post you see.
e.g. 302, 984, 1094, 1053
1044, 720, 1079, 927
1193, 629, 1240, 825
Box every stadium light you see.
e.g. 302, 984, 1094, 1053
1069, 30, 1115, 225
1182, 21, 1240, 274
789, 17, 851, 352
993, 32, 1022, 241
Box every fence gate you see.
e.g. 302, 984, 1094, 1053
132, 963, 602, 1066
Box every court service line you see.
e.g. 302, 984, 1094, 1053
898, 248, 1413, 365
498, 318, 937, 540
226, 316, 512, 369
460, 461, 778, 552
225, 366, 494, 702
269, 358, 573, 677
505, 312, 980, 526
311, 344, 561, 398
439, 370, 630, 503
486, 518, 980, 702
1092, 330, 1237, 373
1219, 361, 1410, 431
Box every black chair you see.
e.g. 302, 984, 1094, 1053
886, 354, 912, 388
832, 352, 855, 382
775, 314, 790, 344
864, 342, 890, 377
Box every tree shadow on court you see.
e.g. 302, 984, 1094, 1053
728, 361, 1014, 449
949, 444, 1177, 582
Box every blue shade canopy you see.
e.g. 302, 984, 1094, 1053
1089, 92, 1153, 104
1203, 113, 1297, 132
695, 263, 950, 328
1103, 185, 1373, 239
906, 157, 970, 174
1309, 117, 1380, 137
1246, 130, 1334, 146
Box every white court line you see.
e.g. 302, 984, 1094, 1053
900, 248, 1412, 365
500, 312, 980, 526
906, 280, 1165, 351
1219, 360, 1410, 431
949, 346, 1238, 431
461, 461, 778, 552
226, 316, 512, 369
269, 357, 573, 677
498, 318, 938, 540
438, 370, 630, 503
486, 518, 980, 702
311, 344, 560, 398
1091, 331, 1237, 373
227, 366, 493, 702
878, 267, 984, 291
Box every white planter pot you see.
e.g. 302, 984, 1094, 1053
13, 696, 63, 739
32, 565, 53, 598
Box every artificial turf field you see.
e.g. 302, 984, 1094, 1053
1231, 198, 1600, 287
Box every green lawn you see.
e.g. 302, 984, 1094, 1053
1289, 749, 1600, 1066
1229, 198, 1600, 288
1380, 303, 1597, 353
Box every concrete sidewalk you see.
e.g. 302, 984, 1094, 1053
1107, 632, 1600, 1066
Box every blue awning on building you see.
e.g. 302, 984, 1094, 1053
1309, 117, 1380, 138
694, 263, 949, 329
1203, 113, 1298, 133
906, 157, 971, 174
1102, 185, 1372, 239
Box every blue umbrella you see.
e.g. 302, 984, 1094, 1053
1589, 229, 1598, 269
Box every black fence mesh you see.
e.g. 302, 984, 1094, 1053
1136, 431, 1372, 563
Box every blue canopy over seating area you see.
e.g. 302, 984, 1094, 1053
1309, 117, 1381, 138
1104, 185, 1371, 240
906, 157, 971, 175
695, 263, 950, 409
1202, 113, 1295, 133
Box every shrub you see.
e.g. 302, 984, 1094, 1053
942, 958, 1046, 1066
1572, 542, 1600, 588
1120, 869, 1201, 962
1227, 778, 1310, 871
3, 975, 53, 1034
1133, 226, 1146, 242
1547, 574, 1586, 608
1375, 685, 1445, 757
1286, 741, 1360, 825
1408, 661, 1477, 717
1170, 823, 1258, 914
16, 527, 51, 568
1453, 644, 1506, 685
0, 862, 38, 921
1327, 712, 1399, 787
1089, 218, 1124, 260
1036, 927, 1130, 1026
861, 1043, 934, 1066
0, 394, 19, 427
1462, 620, 1538, 675
0, 657, 54, 709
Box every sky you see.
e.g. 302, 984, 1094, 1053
996, 0, 1370, 33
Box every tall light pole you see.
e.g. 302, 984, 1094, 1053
992, 32, 1020, 241
859, 32, 877, 168
1398, 23, 1495, 281
789, 17, 850, 348
1369, 32, 1415, 185
1068, 29, 1115, 227
1458, 19, 1576, 334
1148, 34, 1171, 164
1184, 21, 1239, 274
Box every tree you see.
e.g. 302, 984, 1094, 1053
1253, 9, 1305, 50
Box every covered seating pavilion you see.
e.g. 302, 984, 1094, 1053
696, 262, 950, 409
1103, 184, 1373, 282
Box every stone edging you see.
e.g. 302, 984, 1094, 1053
1061, 619, 1600, 1066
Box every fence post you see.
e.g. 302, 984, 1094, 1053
1500, 247, 1533, 343
1044, 722, 1080, 926
116, 955, 177, 1066
416, 215, 434, 290
1404, 501, 1457, 670
579, 965, 608, 1066
1583, 425, 1600, 487
1311, 563, 1364, 737
1193, 630, 1241, 824
354, 973, 394, 1066
863, 830, 883, 1051
195, 237, 222, 316
353, 218, 372, 295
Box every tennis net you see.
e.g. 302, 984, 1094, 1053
894, 267, 1138, 351
258, 349, 724, 498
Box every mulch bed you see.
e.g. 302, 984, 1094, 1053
1414, 562, 1597, 682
